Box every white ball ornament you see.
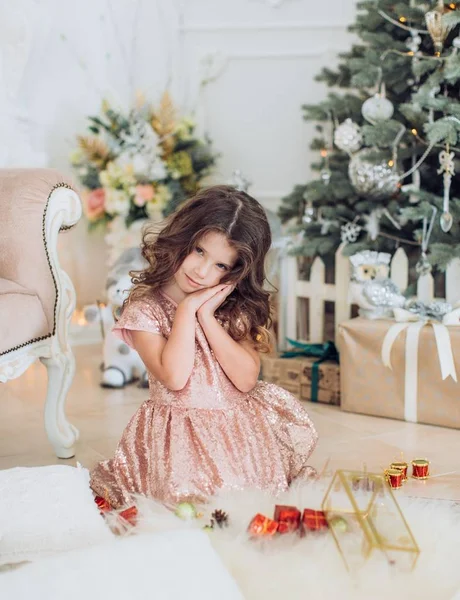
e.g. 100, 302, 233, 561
333, 119, 363, 154
361, 93, 394, 124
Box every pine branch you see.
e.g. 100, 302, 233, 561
279, 0, 460, 264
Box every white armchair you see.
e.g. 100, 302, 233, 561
0, 169, 82, 458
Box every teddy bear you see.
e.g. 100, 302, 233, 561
84, 248, 149, 389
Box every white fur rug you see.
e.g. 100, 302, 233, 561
115, 480, 460, 600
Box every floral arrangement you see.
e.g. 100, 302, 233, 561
71, 92, 218, 230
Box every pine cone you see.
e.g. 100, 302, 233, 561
211, 509, 229, 528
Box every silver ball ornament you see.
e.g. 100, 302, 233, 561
348, 148, 401, 200
334, 119, 363, 154
361, 94, 394, 124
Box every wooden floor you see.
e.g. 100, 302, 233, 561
1, 344, 459, 501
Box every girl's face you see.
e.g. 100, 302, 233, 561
175, 231, 238, 293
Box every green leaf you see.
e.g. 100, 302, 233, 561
445, 54, 460, 84
362, 119, 407, 147
429, 243, 460, 271
425, 116, 460, 145
398, 102, 428, 128
442, 11, 460, 27
412, 59, 438, 80
447, 103, 460, 119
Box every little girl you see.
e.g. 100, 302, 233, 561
90, 185, 318, 508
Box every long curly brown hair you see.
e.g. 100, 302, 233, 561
128, 185, 273, 352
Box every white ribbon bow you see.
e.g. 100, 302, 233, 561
381, 307, 460, 423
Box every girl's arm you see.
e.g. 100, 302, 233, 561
131, 284, 229, 391
197, 288, 260, 392
198, 312, 260, 392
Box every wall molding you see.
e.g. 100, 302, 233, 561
221, 49, 336, 60
180, 22, 349, 33
198, 47, 342, 87
249, 0, 301, 8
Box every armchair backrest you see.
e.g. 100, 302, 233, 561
0, 169, 76, 334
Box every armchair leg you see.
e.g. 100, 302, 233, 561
41, 350, 79, 458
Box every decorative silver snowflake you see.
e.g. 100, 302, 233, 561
341, 222, 362, 243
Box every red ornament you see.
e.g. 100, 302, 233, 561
385, 468, 404, 489
119, 506, 138, 526
412, 459, 430, 480
301, 509, 329, 533
274, 505, 301, 534
94, 495, 112, 513
248, 513, 278, 537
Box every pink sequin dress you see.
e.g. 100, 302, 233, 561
90, 291, 318, 508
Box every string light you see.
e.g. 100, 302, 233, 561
411, 128, 418, 135
449, 3, 456, 9
388, 159, 395, 167
320, 149, 328, 157
399, 16, 407, 23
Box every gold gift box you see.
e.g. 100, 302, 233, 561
321, 470, 420, 571
260, 354, 340, 405
339, 318, 460, 428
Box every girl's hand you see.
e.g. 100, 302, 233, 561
179, 284, 231, 314
197, 284, 234, 320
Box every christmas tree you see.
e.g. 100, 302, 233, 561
279, 0, 460, 273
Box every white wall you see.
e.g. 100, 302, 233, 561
0, 0, 356, 306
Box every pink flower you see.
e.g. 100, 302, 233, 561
134, 184, 155, 207
84, 188, 106, 220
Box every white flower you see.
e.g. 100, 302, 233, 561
155, 184, 172, 208
104, 188, 131, 217
148, 158, 167, 180
100, 160, 136, 190
116, 148, 165, 182
131, 153, 150, 178
99, 169, 110, 187
114, 153, 132, 170
145, 203, 163, 221
104, 133, 122, 155
175, 117, 195, 140
120, 115, 160, 155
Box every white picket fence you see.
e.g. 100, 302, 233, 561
277, 244, 460, 349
